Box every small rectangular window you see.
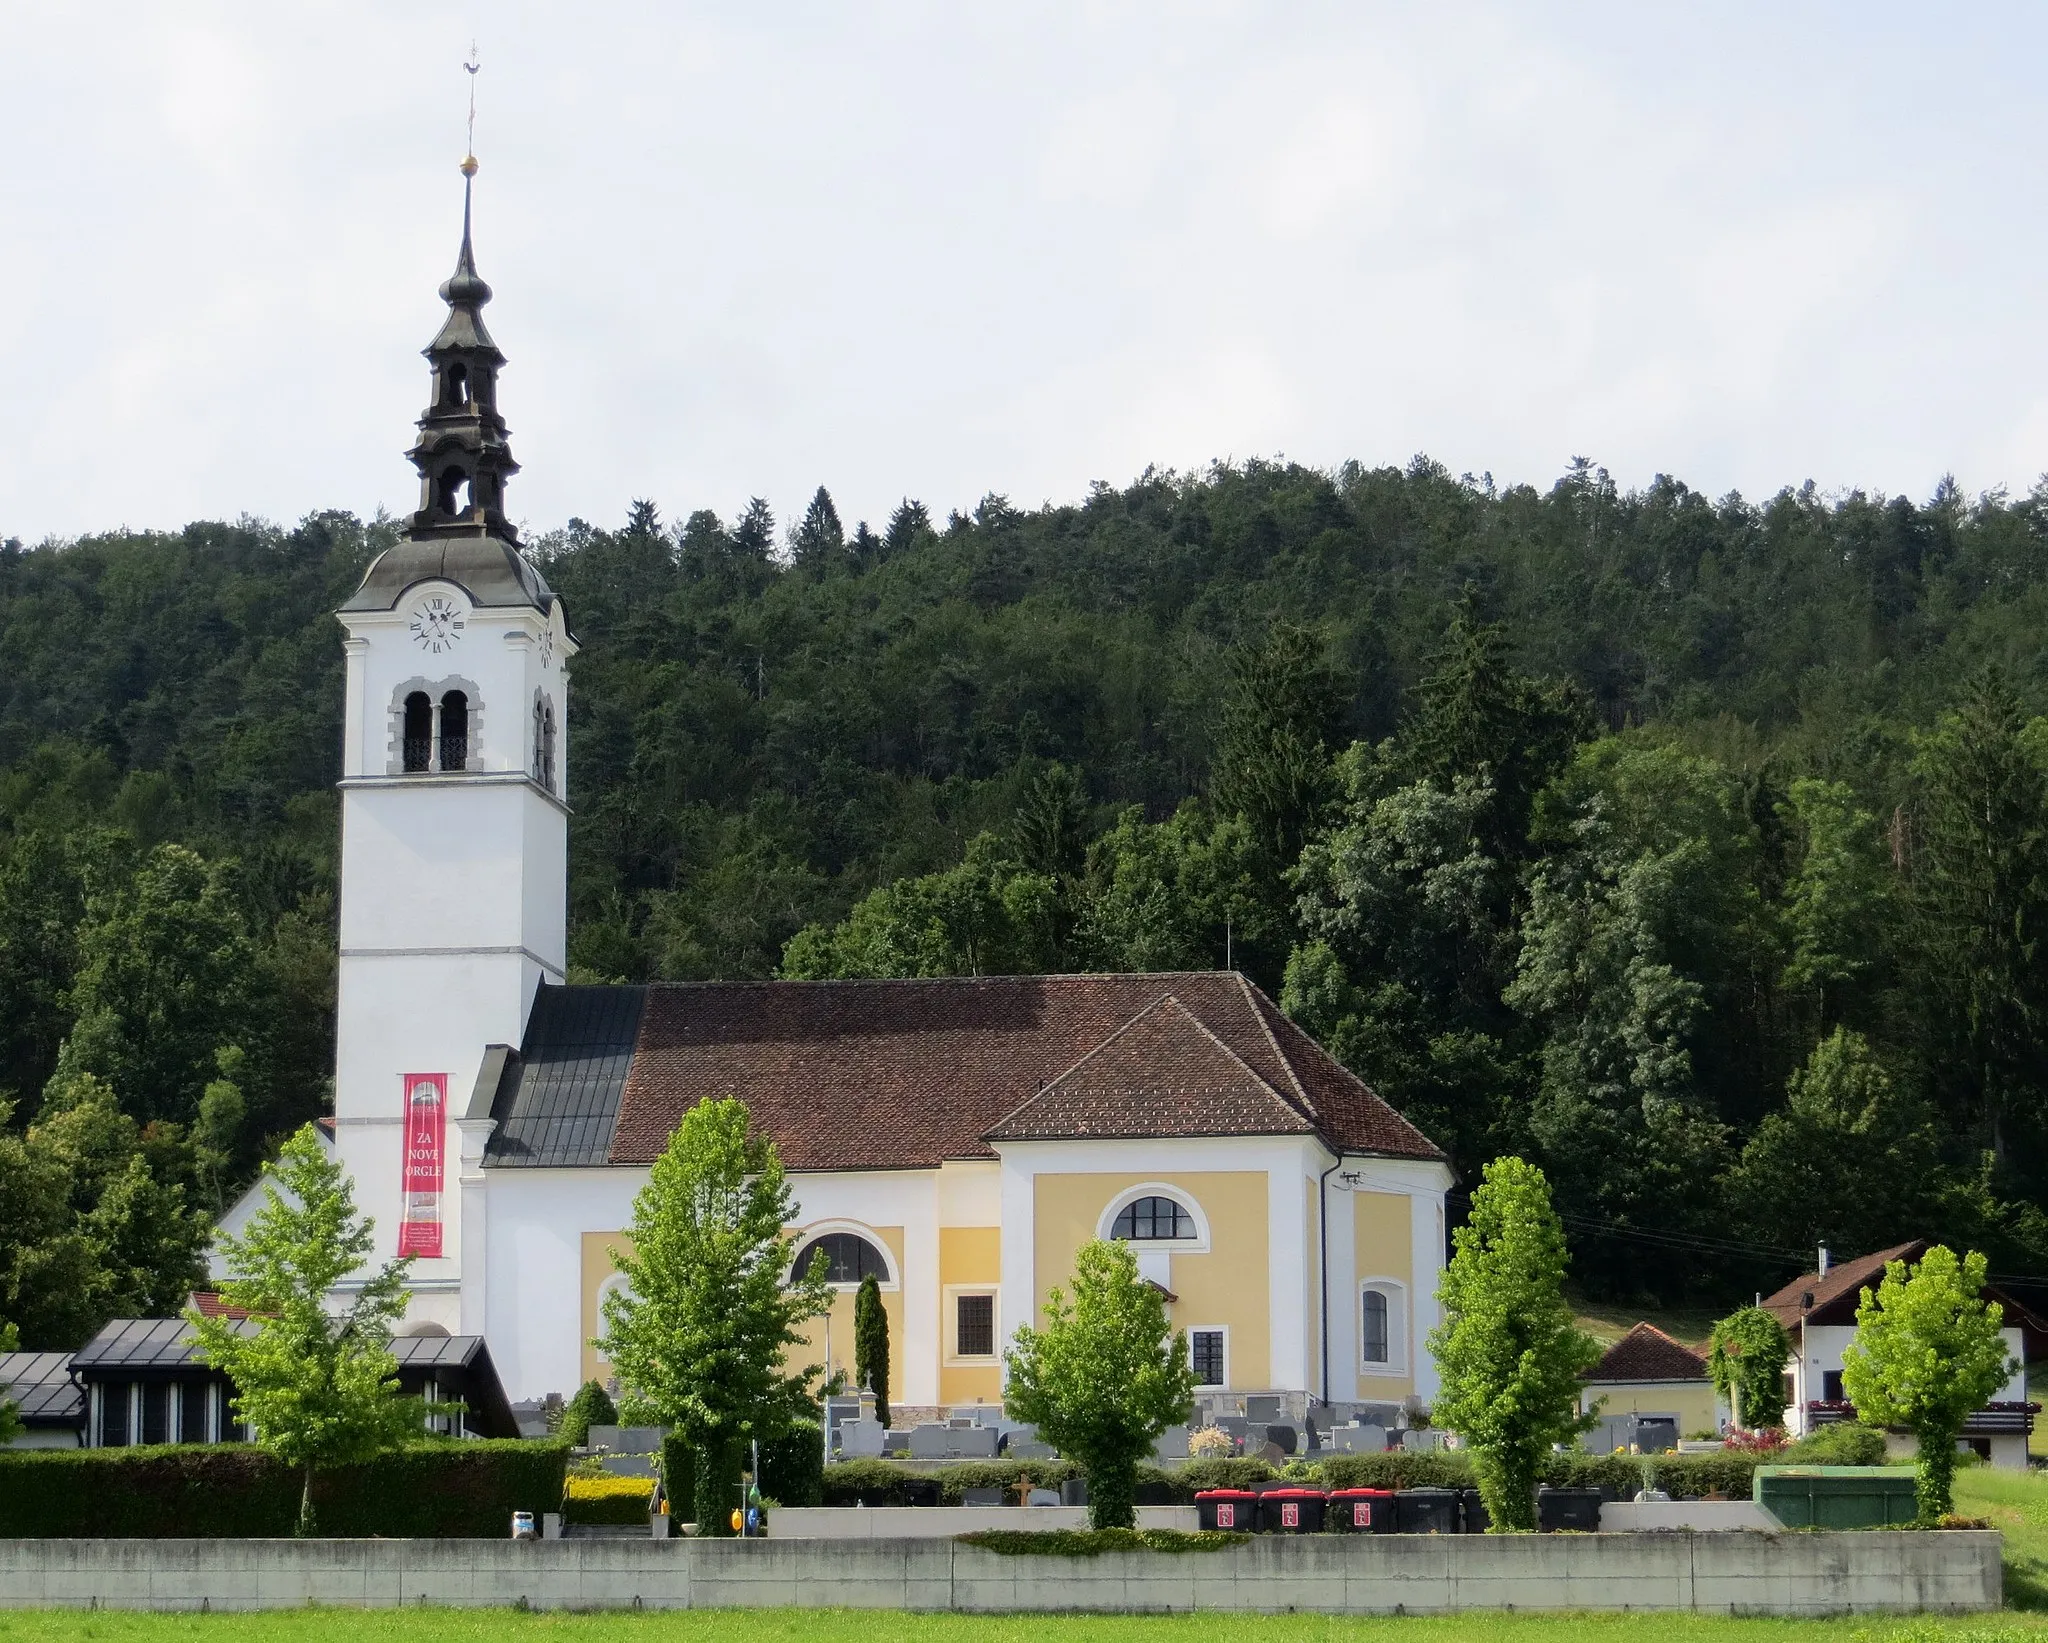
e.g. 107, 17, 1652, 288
178, 1381, 210, 1444
1821, 1370, 1844, 1403
140, 1383, 171, 1445
101, 1383, 130, 1447
1362, 1290, 1390, 1364
1191, 1329, 1226, 1388
956, 1293, 995, 1358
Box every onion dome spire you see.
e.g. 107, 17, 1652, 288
404, 154, 520, 545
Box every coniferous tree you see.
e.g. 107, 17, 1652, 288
853, 1272, 890, 1431
790, 487, 845, 573
881, 498, 932, 560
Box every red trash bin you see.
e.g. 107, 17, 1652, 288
1257, 1487, 1327, 1534
1328, 1487, 1396, 1532
1194, 1489, 1259, 1531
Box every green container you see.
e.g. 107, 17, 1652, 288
1753, 1465, 1919, 1528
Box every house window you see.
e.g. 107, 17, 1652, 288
955, 1293, 996, 1359
1360, 1279, 1407, 1374
792, 1231, 889, 1287
403, 691, 433, 772
1190, 1328, 1227, 1389
178, 1381, 210, 1444
100, 1383, 130, 1447
140, 1382, 172, 1446
1111, 1195, 1195, 1242
1821, 1370, 1844, 1403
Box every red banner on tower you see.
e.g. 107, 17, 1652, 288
398, 1073, 446, 1257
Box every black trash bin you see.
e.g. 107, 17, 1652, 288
1195, 1489, 1259, 1531
902, 1477, 941, 1508
1258, 1487, 1326, 1533
1458, 1488, 1490, 1533
1393, 1487, 1458, 1534
1328, 1488, 1396, 1532
1537, 1486, 1602, 1532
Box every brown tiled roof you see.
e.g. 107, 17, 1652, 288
985, 995, 1316, 1142
1584, 1322, 1709, 1384
602, 972, 1445, 1172
1762, 1242, 1924, 1330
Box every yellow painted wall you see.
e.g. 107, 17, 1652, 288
1581, 1378, 1720, 1436
581, 1230, 634, 1388
580, 1224, 907, 1402
790, 1225, 907, 1398
939, 1225, 1003, 1405
1352, 1191, 1413, 1400
1033, 1171, 1269, 1389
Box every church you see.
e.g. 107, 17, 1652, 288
325, 166, 1453, 1422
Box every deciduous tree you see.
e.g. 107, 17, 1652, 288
1428, 1157, 1598, 1530
187, 1124, 421, 1535
1841, 1245, 2015, 1521
596, 1098, 830, 1537
1004, 1238, 1195, 1529
1707, 1305, 1791, 1432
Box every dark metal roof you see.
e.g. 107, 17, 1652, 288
339, 536, 555, 613
72, 1317, 252, 1372
484, 984, 647, 1168
0, 1351, 83, 1425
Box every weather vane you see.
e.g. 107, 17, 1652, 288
462, 43, 481, 177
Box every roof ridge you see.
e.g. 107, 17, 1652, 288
981, 992, 1195, 1137
1235, 972, 1317, 1121
1167, 988, 1316, 1130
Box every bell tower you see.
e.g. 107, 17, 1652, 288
329, 154, 575, 1331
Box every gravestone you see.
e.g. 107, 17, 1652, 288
837, 1418, 885, 1458
1246, 1396, 1282, 1424
1152, 1425, 1190, 1461
952, 1427, 999, 1458
908, 1424, 953, 1459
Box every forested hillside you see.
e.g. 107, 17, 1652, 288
1, 455, 2045, 1345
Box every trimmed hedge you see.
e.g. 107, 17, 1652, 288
0, 1440, 568, 1538
564, 1473, 655, 1524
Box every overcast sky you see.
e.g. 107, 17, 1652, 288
3, 3, 2046, 545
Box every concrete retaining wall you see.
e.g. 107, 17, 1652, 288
767, 1507, 1200, 1538
0, 1532, 1999, 1614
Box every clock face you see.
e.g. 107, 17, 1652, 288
409, 595, 465, 654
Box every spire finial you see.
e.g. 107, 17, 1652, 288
462, 43, 480, 175
441, 47, 490, 310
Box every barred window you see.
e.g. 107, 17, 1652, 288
1362, 1290, 1389, 1364
1191, 1329, 1226, 1388
956, 1293, 995, 1358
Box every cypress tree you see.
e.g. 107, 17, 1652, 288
854, 1272, 890, 1430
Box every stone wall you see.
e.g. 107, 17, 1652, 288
0, 1532, 2000, 1615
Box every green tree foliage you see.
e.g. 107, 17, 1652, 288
1840, 1246, 2017, 1521
1428, 1157, 1599, 1531
1287, 764, 1523, 1170
6, 462, 2048, 1306
1706, 1305, 1792, 1432
1003, 1238, 1196, 1530
1910, 670, 2048, 1182
854, 1272, 891, 1431
596, 1097, 830, 1538
1722, 1030, 1940, 1257
558, 1379, 618, 1446
0, 1318, 20, 1445
790, 487, 846, 574
187, 1124, 421, 1535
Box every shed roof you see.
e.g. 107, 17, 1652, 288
0, 1351, 83, 1426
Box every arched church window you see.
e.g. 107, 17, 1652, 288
543, 699, 558, 793
1110, 1195, 1196, 1241
437, 465, 471, 516
402, 692, 433, 772
438, 690, 469, 771
791, 1232, 888, 1287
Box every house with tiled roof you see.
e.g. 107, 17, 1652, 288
1764, 1243, 2039, 1466
1578, 1323, 1721, 1447
303, 179, 1454, 1421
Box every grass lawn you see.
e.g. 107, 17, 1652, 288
1958, 1464, 2048, 1609
2, 1616, 2047, 1643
